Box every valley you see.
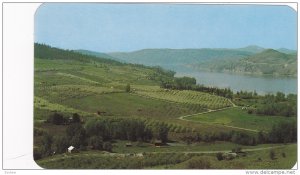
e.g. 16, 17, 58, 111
34, 44, 297, 169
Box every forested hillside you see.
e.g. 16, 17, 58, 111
193, 49, 297, 76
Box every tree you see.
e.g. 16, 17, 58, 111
47, 112, 65, 125
103, 142, 113, 152
125, 84, 131, 92
72, 113, 81, 123
216, 152, 223, 161
89, 136, 103, 150
270, 150, 276, 160
257, 131, 266, 144
66, 123, 87, 148
268, 121, 296, 143
41, 133, 53, 157
54, 136, 69, 154
153, 124, 169, 144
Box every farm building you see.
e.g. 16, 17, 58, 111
67, 146, 78, 153
125, 143, 132, 147
154, 140, 163, 147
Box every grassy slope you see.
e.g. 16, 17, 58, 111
34, 44, 297, 169
36, 143, 296, 169
186, 107, 295, 131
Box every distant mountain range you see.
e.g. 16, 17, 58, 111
76, 45, 297, 76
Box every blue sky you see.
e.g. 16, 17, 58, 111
35, 3, 297, 52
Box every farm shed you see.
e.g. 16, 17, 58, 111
125, 143, 133, 147
154, 140, 163, 147
67, 146, 77, 153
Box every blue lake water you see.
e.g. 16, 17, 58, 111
163, 64, 297, 95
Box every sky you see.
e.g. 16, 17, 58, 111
35, 3, 297, 52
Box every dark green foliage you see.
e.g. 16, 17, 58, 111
180, 131, 256, 146
66, 123, 87, 148
85, 118, 153, 142
34, 147, 43, 160
161, 78, 233, 99
237, 91, 296, 117
125, 84, 131, 92
231, 132, 257, 146
47, 112, 66, 125
54, 136, 69, 154
41, 133, 53, 157
186, 157, 212, 169
153, 123, 169, 144
257, 131, 266, 144
282, 152, 286, 158
268, 121, 297, 143
103, 142, 113, 152
270, 150, 276, 160
88, 136, 103, 150
216, 152, 223, 161
72, 113, 81, 123
34, 127, 45, 136
35, 43, 122, 65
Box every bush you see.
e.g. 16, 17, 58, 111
89, 136, 103, 150
281, 152, 286, 158
34, 128, 45, 136
54, 136, 69, 154
72, 113, 81, 123
125, 84, 131, 92
186, 157, 212, 169
216, 152, 223, 161
47, 112, 65, 125
270, 150, 276, 160
33, 148, 43, 160
103, 142, 113, 152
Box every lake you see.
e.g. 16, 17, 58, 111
163, 64, 297, 95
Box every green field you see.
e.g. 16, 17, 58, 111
186, 107, 294, 131
34, 44, 297, 169
134, 89, 232, 109
36, 143, 296, 169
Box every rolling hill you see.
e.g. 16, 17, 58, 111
194, 49, 297, 76
107, 46, 296, 76
74, 49, 123, 62
108, 48, 255, 66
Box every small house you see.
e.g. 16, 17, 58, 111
154, 140, 163, 147
67, 146, 77, 153
125, 143, 132, 147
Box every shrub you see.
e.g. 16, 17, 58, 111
186, 157, 212, 169
103, 142, 113, 152
270, 150, 276, 160
89, 136, 103, 150
282, 152, 286, 158
54, 136, 69, 153
216, 152, 223, 161
47, 112, 65, 125
72, 113, 81, 123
